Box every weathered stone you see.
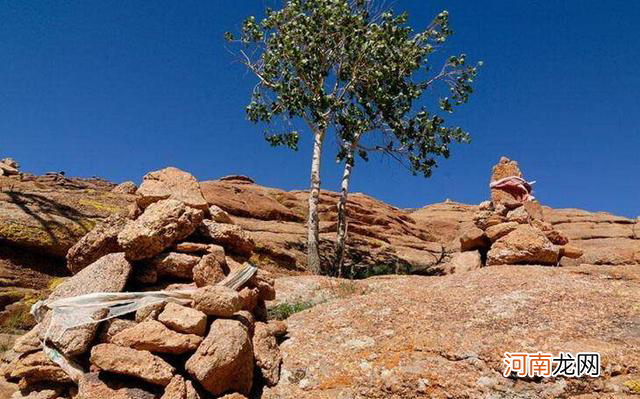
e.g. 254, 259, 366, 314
174, 242, 211, 254
559, 245, 584, 259
112, 320, 202, 355
9, 351, 72, 384
136, 167, 208, 210
158, 302, 207, 336
38, 253, 132, 355
112, 181, 138, 195
238, 287, 259, 312
185, 380, 200, 399
485, 222, 520, 242
472, 211, 505, 230
135, 301, 165, 322
209, 205, 234, 224
98, 318, 137, 343
487, 225, 559, 266
266, 320, 287, 338
12, 327, 41, 353
198, 220, 255, 257
531, 219, 569, 245
253, 322, 282, 386
232, 310, 255, 337
458, 225, 489, 252
77, 372, 155, 399
66, 214, 127, 273
10, 386, 62, 399
90, 343, 175, 386
477, 200, 492, 211
161, 375, 187, 399
443, 251, 482, 274
192, 253, 226, 287
146, 252, 200, 280
263, 265, 640, 398
506, 207, 529, 224
523, 201, 544, 221
192, 286, 242, 317
118, 199, 204, 260
186, 319, 253, 396
246, 269, 276, 301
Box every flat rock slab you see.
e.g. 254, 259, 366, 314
112, 320, 203, 355
158, 302, 207, 336
263, 266, 640, 398
90, 343, 175, 386
38, 252, 132, 355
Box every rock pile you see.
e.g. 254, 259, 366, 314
454, 157, 583, 270
2, 167, 285, 399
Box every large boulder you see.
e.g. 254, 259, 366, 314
6, 350, 72, 384
192, 252, 227, 287
136, 167, 208, 211
37, 253, 132, 355
118, 199, 204, 260
158, 302, 207, 336
112, 181, 138, 195
458, 225, 489, 251
145, 252, 200, 280
186, 319, 254, 396
112, 320, 202, 355
487, 225, 559, 266
90, 343, 175, 386
197, 220, 255, 257
442, 251, 482, 274
66, 214, 127, 273
192, 286, 243, 317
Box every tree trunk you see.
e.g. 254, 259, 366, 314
335, 148, 354, 277
307, 129, 325, 274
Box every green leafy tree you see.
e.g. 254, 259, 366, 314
226, 0, 479, 275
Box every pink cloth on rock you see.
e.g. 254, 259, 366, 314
490, 176, 536, 202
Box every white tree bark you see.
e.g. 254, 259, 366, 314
307, 128, 325, 274
335, 149, 354, 277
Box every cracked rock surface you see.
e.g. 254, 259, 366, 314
264, 265, 640, 398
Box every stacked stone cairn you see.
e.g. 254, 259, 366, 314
452, 157, 583, 272
2, 167, 285, 399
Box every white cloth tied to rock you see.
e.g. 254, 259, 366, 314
30, 263, 257, 382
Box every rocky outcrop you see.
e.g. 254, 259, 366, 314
0, 175, 131, 258
1, 172, 282, 399
203, 178, 451, 277
264, 265, 640, 398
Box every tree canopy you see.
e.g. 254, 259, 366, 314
226, 0, 480, 176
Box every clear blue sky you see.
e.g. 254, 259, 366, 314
1, 1, 638, 217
